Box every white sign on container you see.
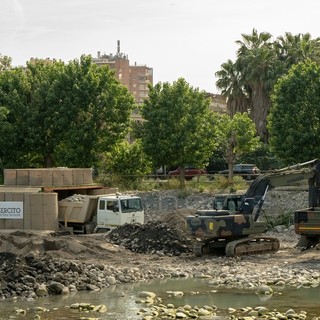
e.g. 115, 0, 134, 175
0, 202, 23, 219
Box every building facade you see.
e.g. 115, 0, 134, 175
92, 41, 153, 104
206, 93, 227, 113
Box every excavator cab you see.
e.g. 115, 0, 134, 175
213, 194, 243, 211
241, 198, 254, 214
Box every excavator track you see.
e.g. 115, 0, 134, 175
192, 241, 210, 257
193, 241, 205, 257
225, 236, 280, 257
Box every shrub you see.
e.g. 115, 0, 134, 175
267, 211, 294, 229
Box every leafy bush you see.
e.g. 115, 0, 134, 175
266, 211, 294, 229
206, 175, 247, 193
237, 143, 284, 170
97, 171, 248, 193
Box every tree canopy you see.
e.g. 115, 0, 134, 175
100, 139, 152, 188
214, 112, 261, 180
0, 54, 11, 71
141, 78, 217, 181
0, 55, 135, 168
215, 30, 320, 143
268, 59, 320, 164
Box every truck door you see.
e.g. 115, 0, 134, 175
120, 198, 144, 224
96, 199, 120, 229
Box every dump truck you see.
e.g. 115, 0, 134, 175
186, 159, 320, 257
58, 193, 144, 234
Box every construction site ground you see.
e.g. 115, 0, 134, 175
0, 206, 319, 274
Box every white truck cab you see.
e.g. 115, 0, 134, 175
95, 194, 144, 232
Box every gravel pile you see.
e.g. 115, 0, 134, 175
59, 194, 86, 202
108, 221, 192, 256
139, 189, 308, 222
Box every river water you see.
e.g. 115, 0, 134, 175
1, 278, 320, 319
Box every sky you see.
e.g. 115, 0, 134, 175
2, 0, 320, 93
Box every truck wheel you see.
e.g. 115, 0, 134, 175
84, 224, 95, 234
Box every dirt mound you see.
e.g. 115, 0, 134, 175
108, 221, 193, 256
159, 208, 195, 231
0, 252, 17, 267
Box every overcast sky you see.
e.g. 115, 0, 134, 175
2, 0, 320, 93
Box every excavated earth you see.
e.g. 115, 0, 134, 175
0, 189, 319, 319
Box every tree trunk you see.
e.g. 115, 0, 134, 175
179, 168, 186, 188
44, 154, 55, 168
226, 141, 235, 182
250, 83, 270, 143
227, 95, 251, 117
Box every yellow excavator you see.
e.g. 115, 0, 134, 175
185, 159, 320, 257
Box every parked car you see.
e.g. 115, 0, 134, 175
154, 166, 168, 179
168, 167, 207, 180
219, 164, 260, 180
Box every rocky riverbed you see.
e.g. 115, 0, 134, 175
0, 189, 319, 320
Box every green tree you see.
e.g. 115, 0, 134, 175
236, 143, 283, 171
141, 78, 217, 185
268, 60, 320, 164
101, 139, 152, 189
0, 55, 135, 168
0, 106, 11, 179
275, 32, 320, 68
216, 30, 320, 143
23, 59, 67, 167
0, 67, 38, 168
215, 112, 261, 181
0, 54, 12, 71
54, 56, 135, 167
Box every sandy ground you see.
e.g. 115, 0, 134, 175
0, 208, 319, 272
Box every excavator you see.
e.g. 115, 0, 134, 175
185, 159, 320, 257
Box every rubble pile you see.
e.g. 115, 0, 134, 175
60, 194, 86, 202
108, 221, 193, 256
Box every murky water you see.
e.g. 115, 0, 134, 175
1, 278, 320, 319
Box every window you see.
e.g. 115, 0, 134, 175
99, 200, 105, 210
105, 200, 119, 212
120, 198, 143, 213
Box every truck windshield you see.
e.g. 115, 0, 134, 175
120, 198, 143, 213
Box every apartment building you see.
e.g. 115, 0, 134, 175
92, 41, 153, 104
206, 93, 227, 113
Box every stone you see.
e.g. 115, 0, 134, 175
176, 311, 188, 318
48, 281, 64, 294
35, 284, 48, 297
138, 291, 157, 299
106, 276, 117, 285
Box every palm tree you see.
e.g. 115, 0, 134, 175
215, 59, 251, 116
216, 30, 320, 144
275, 32, 320, 69
235, 29, 278, 142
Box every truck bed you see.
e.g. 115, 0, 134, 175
58, 196, 99, 224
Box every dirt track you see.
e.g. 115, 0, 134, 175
0, 208, 318, 269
